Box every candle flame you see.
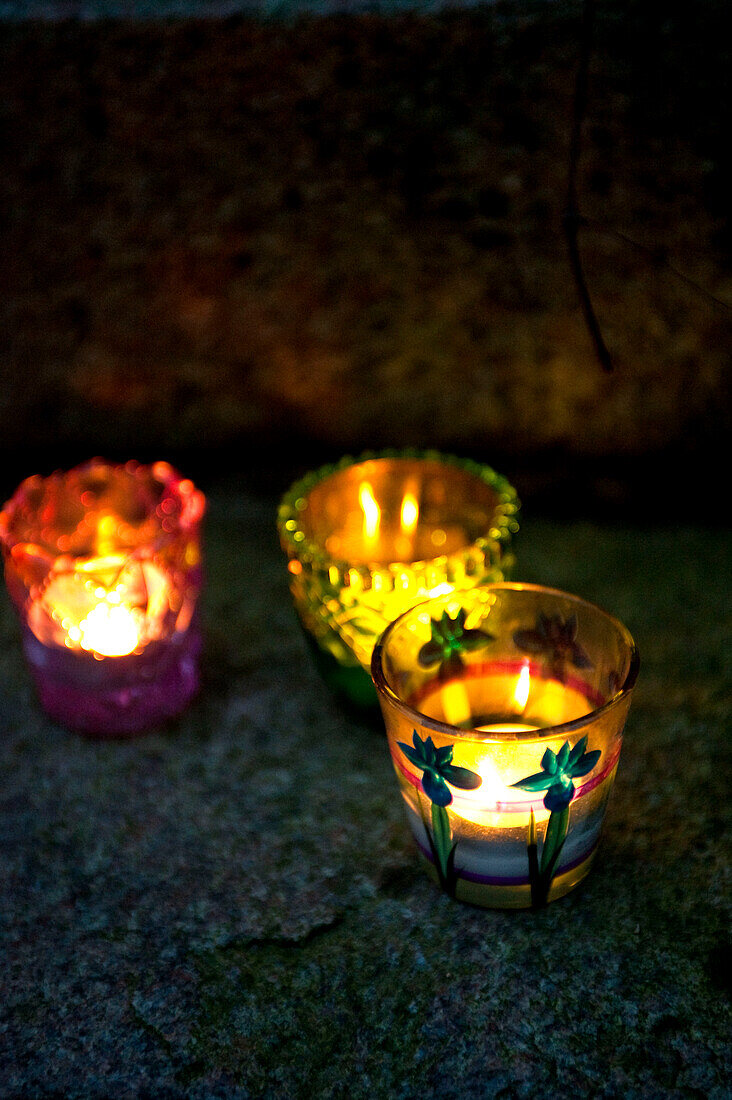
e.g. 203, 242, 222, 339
400, 491, 419, 535
513, 664, 531, 711
359, 482, 381, 544
79, 601, 141, 657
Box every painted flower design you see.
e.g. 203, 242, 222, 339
511, 735, 601, 811
398, 730, 482, 807
418, 608, 494, 678
513, 612, 592, 680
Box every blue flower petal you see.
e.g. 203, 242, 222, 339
544, 781, 575, 811
556, 741, 571, 770
571, 642, 593, 669
441, 764, 482, 790
418, 640, 444, 667
513, 628, 548, 654
422, 770, 452, 806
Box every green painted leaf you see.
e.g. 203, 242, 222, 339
397, 742, 425, 768
570, 749, 601, 778
511, 771, 555, 792
556, 740, 570, 769
431, 802, 453, 879
541, 747, 558, 774
460, 629, 495, 651
540, 806, 570, 875
435, 743, 454, 765
445, 841, 459, 897
544, 836, 567, 884
527, 809, 542, 907
566, 735, 588, 769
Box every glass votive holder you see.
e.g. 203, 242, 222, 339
277, 450, 519, 707
372, 583, 639, 908
0, 459, 205, 736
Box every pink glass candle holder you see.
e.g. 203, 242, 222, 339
0, 459, 205, 736
372, 583, 639, 908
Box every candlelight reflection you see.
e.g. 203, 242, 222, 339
359, 481, 380, 544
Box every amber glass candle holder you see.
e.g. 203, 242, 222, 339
0, 459, 205, 736
372, 583, 639, 908
278, 450, 519, 707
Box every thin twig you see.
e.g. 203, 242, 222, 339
581, 216, 732, 313
564, 0, 614, 373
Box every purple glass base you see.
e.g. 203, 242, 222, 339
21, 622, 202, 737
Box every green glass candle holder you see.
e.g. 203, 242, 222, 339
371, 583, 639, 908
277, 450, 519, 707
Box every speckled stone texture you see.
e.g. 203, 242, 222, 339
0, 491, 729, 1098
0, 2, 730, 468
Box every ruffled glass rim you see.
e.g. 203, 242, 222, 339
0, 458, 205, 558
277, 448, 520, 580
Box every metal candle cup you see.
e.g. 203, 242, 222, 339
0, 459, 205, 736
278, 451, 519, 707
372, 584, 639, 908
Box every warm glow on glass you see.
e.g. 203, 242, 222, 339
372, 583, 639, 908
400, 490, 419, 535
0, 459, 206, 735
359, 481, 380, 542
79, 601, 141, 657
513, 663, 531, 711
449, 737, 550, 828
94, 514, 118, 557
440, 679, 472, 726
278, 452, 520, 707
33, 556, 172, 657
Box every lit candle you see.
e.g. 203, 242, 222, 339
0, 460, 205, 736
278, 451, 519, 707
372, 583, 639, 908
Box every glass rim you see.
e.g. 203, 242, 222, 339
276, 447, 520, 575
371, 581, 640, 742
0, 457, 206, 558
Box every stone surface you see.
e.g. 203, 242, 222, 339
0, 490, 730, 1097
0, 3, 730, 469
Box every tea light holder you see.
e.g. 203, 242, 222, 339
277, 450, 519, 707
372, 583, 639, 908
0, 459, 205, 736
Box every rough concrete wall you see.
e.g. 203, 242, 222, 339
1, 2, 730, 466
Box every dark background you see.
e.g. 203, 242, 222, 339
1, 0, 730, 519
1, 6, 731, 1098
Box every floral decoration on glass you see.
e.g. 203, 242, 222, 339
398, 730, 481, 897
417, 608, 495, 679
512, 735, 601, 907
372, 583, 639, 909
513, 612, 593, 682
